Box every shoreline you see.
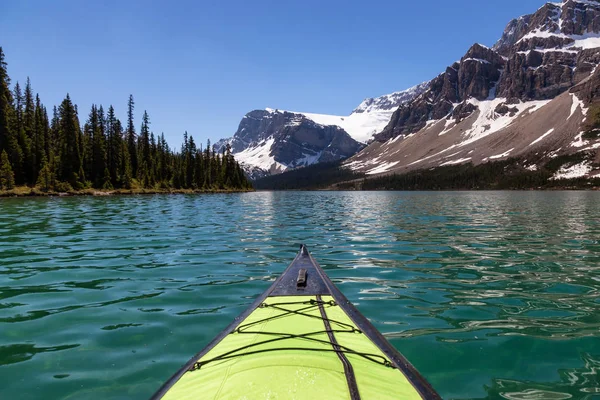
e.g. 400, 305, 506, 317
0, 187, 254, 198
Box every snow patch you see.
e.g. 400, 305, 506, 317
570, 0, 600, 6
344, 160, 365, 170
353, 82, 429, 114
525, 164, 538, 171
489, 148, 515, 159
439, 118, 456, 136
518, 28, 600, 50
569, 93, 588, 120
407, 145, 459, 167
366, 161, 400, 175
293, 151, 323, 168
259, 83, 428, 145
571, 132, 588, 148
234, 138, 286, 172
517, 29, 567, 43
551, 161, 592, 180
529, 128, 555, 146
463, 58, 491, 64
571, 36, 600, 49
440, 157, 471, 166
459, 98, 551, 146
517, 48, 578, 55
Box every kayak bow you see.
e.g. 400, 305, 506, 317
152, 245, 440, 399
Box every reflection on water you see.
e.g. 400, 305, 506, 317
485, 352, 600, 399
0, 192, 599, 399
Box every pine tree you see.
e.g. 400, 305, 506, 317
42, 106, 50, 158
194, 147, 204, 189
224, 143, 234, 187
120, 139, 132, 189
23, 77, 35, 183
204, 139, 211, 188
13, 81, 22, 128
172, 156, 182, 189
11, 81, 27, 184
36, 154, 56, 192
33, 94, 46, 182
0, 47, 9, 153
210, 144, 218, 188
0, 49, 254, 193
83, 104, 95, 183
186, 134, 196, 188
0, 149, 15, 189
93, 105, 107, 188
150, 132, 157, 186
232, 160, 242, 188
50, 105, 59, 154
138, 110, 151, 186
0, 47, 20, 182
126, 95, 137, 178
102, 167, 112, 190
158, 133, 171, 186
106, 105, 122, 186
58, 94, 84, 187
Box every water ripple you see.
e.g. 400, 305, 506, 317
0, 192, 599, 399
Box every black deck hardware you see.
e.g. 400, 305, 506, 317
297, 268, 307, 288
317, 294, 361, 399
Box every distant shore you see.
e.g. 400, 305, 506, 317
0, 186, 254, 198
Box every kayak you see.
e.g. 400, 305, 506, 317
151, 245, 440, 399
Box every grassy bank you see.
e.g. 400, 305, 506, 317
0, 186, 254, 197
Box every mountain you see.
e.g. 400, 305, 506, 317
216, 109, 363, 179
216, 83, 429, 179
344, 0, 600, 181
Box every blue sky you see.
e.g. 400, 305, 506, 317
1, 0, 547, 148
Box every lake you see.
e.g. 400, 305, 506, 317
0, 191, 599, 399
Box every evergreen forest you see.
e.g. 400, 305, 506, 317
0, 47, 252, 193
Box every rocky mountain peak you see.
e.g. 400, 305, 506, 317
218, 81, 430, 177
493, 16, 532, 56
223, 0, 600, 179
219, 108, 363, 179
463, 43, 498, 60
374, 0, 600, 143
495, 0, 600, 55
352, 82, 430, 114
344, 0, 600, 181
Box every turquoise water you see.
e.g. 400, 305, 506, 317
0, 191, 599, 399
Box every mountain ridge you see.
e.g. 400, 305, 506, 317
221, 0, 600, 182
216, 83, 429, 178
343, 0, 600, 181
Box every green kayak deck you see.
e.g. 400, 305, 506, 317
152, 245, 440, 399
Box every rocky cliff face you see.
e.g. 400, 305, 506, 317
346, 0, 600, 180
376, 44, 505, 141
376, 0, 600, 143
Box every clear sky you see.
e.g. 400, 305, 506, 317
1, 0, 547, 148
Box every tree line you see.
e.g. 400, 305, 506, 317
336, 155, 600, 191
0, 47, 252, 192
253, 160, 365, 190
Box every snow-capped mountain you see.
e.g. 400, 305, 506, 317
218, 83, 428, 178
218, 109, 364, 179
352, 82, 430, 115
344, 0, 600, 180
